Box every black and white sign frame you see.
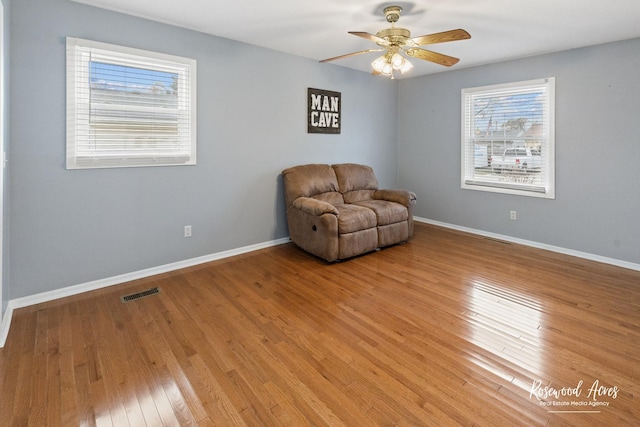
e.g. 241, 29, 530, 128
307, 88, 341, 134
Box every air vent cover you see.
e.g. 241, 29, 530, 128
120, 287, 161, 303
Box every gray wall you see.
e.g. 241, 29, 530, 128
398, 38, 640, 264
1, 0, 8, 315
8, 0, 397, 299
7, 0, 639, 304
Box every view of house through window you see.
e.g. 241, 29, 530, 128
66, 38, 197, 169
461, 78, 555, 198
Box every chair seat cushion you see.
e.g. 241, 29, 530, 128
335, 204, 377, 233
354, 200, 408, 226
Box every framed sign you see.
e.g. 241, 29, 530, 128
308, 88, 341, 134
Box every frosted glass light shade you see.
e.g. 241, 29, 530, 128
371, 56, 387, 72
391, 53, 405, 70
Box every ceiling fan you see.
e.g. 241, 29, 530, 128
320, 5, 471, 78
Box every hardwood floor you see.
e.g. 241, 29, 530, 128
1, 223, 639, 426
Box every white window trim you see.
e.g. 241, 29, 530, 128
66, 37, 197, 169
461, 78, 555, 199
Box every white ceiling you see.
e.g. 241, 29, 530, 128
71, 0, 640, 79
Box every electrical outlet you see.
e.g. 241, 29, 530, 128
510, 210, 517, 220
184, 225, 192, 237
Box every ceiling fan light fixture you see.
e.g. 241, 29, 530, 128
400, 59, 414, 74
381, 61, 393, 75
391, 53, 405, 70
371, 55, 387, 73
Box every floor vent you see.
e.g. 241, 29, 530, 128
121, 287, 161, 303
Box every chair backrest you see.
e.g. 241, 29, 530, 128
282, 164, 344, 208
332, 163, 379, 203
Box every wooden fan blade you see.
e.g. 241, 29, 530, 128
348, 31, 390, 46
408, 29, 471, 46
319, 48, 383, 63
405, 48, 460, 67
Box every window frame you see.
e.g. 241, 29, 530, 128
66, 37, 197, 169
461, 78, 555, 199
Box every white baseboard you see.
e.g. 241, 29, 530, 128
0, 236, 290, 348
415, 217, 640, 272
0, 303, 14, 349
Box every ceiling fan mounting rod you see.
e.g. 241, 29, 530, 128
378, 6, 410, 47
383, 5, 402, 24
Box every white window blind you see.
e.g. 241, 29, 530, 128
66, 37, 196, 169
461, 78, 555, 198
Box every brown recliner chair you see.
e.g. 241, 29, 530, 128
282, 163, 417, 262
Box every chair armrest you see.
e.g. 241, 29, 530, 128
292, 197, 339, 216
373, 189, 417, 207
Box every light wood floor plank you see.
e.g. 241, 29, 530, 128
2, 223, 640, 426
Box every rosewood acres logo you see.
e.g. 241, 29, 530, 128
308, 88, 341, 134
529, 379, 620, 413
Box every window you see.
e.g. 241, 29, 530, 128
461, 78, 555, 198
66, 38, 196, 169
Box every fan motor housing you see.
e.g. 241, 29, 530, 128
376, 27, 411, 45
